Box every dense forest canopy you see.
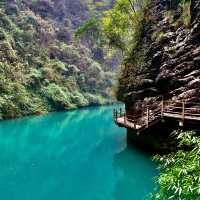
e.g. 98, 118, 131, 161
0, 0, 120, 119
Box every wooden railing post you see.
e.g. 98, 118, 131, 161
161, 100, 164, 117
113, 109, 117, 121
120, 108, 122, 117
146, 106, 149, 128
134, 118, 136, 129
124, 111, 126, 126
114, 109, 117, 121
182, 100, 185, 125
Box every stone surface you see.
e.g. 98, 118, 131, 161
123, 0, 200, 107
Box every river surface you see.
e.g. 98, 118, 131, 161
0, 105, 157, 200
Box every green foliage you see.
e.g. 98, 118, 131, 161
149, 0, 191, 52
0, 11, 16, 31
71, 91, 89, 107
0, 27, 7, 40
151, 31, 165, 42
163, 0, 191, 29
76, 0, 151, 51
180, 0, 191, 28
40, 83, 73, 110
101, 0, 132, 50
87, 0, 152, 101
101, 0, 151, 50
0, 1, 115, 119
75, 17, 99, 38
0, 75, 48, 119
151, 131, 200, 200
164, 10, 175, 24
83, 93, 107, 105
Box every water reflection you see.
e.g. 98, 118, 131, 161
0, 105, 156, 200
113, 145, 157, 200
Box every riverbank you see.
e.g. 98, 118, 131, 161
0, 98, 119, 121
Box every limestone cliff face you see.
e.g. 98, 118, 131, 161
118, 0, 200, 108
155, 0, 200, 102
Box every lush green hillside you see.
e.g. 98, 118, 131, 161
0, 0, 118, 119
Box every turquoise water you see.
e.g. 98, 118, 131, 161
0, 105, 157, 200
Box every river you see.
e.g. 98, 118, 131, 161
0, 105, 157, 200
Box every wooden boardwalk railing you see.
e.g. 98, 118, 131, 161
113, 100, 200, 131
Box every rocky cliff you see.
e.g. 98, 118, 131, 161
117, 0, 199, 108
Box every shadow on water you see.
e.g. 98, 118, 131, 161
0, 105, 157, 200
113, 144, 158, 200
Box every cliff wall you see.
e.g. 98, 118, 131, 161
117, 0, 200, 109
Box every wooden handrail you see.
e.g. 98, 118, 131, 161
114, 100, 200, 130
182, 101, 185, 124
184, 113, 200, 116
164, 111, 184, 114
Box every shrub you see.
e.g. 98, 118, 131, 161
84, 93, 105, 105
71, 91, 89, 107
164, 10, 175, 24
151, 131, 200, 200
151, 31, 165, 42
40, 83, 73, 110
0, 27, 7, 40
0, 96, 21, 119
180, 1, 191, 28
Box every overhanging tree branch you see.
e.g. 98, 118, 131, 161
128, 0, 136, 12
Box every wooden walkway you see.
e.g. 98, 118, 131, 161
113, 100, 200, 132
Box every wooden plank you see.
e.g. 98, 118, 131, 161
185, 102, 200, 106
185, 107, 200, 110
164, 111, 182, 114
165, 105, 179, 109
116, 117, 142, 130
185, 113, 200, 117
184, 115, 200, 121
163, 113, 200, 121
